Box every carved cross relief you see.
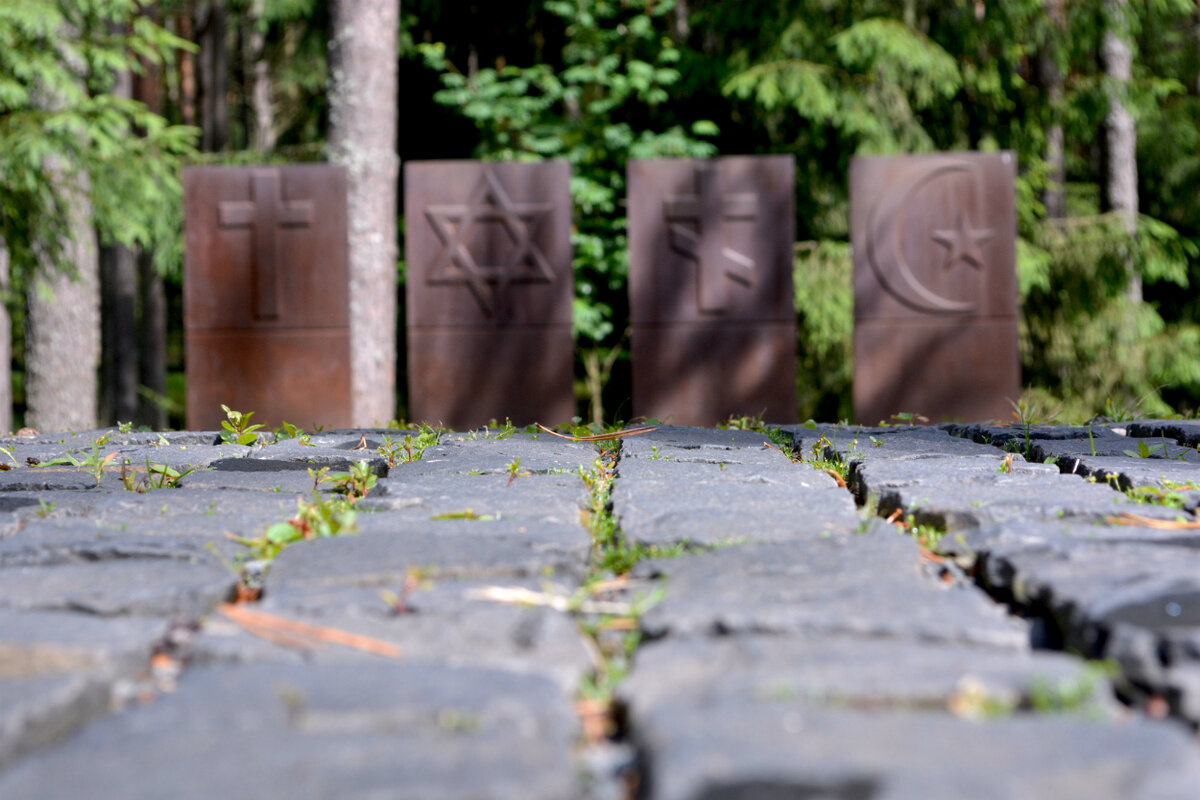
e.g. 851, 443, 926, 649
218, 169, 314, 320
663, 166, 759, 314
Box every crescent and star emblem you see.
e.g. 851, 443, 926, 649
865, 161, 994, 314
424, 169, 555, 318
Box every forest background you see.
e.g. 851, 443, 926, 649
2, 0, 1199, 431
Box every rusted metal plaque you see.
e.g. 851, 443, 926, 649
850, 152, 1019, 424
404, 160, 574, 428
627, 156, 797, 425
184, 165, 352, 430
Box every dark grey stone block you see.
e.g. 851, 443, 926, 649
194, 580, 592, 693
266, 515, 591, 589
0, 559, 235, 618
364, 472, 589, 527
634, 532, 1028, 648
632, 695, 1200, 800
0, 661, 580, 800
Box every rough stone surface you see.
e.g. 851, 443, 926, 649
0, 422, 1197, 796
0, 662, 580, 800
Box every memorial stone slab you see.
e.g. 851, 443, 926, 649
628, 156, 797, 425
184, 165, 352, 430
404, 161, 574, 428
851, 152, 1019, 424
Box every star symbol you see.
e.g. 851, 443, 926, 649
930, 213, 994, 272
425, 169, 555, 317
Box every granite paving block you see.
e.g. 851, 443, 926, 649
783, 423, 1007, 462
0, 661, 580, 800
851, 457, 1183, 530
634, 530, 1028, 648
388, 432, 597, 477
193, 580, 593, 692
266, 515, 591, 588
364, 472, 589, 526
1127, 420, 1200, 448
620, 633, 1116, 716
631, 695, 1200, 800
0, 558, 235, 618
943, 521, 1200, 722
0, 611, 166, 770
613, 476, 858, 545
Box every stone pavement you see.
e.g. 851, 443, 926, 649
0, 421, 1198, 798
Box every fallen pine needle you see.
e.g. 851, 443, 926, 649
534, 423, 657, 442
823, 468, 847, 488
1106, 512, 1200, 530
465, 585, 637, 615
217, 604, 402, 658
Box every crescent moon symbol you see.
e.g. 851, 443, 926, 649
865, 162, 976, 315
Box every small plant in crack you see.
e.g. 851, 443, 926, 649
1007, 398, 1059, 461
230, 494, 358, 563
220, 405, 264, 446
120, 459, 195, 492
1124, 480, 1199, 510
38, 437, 118, 486
274, 421, 313, 446
377, 427, 440, 467
505, 457, 530, 487
885, 509, 947, 552
321, 460, 377, 502
1122, 435, 1189, 461
719, 411, 767, 432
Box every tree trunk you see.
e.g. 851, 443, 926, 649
26, 168, 100, 433
195, 0, 229, 151
138, 251, 168, 429
328, 0, 399, 426
1040, 0, 1066, 219
1102, 0, 1140, 300
0, 238, 11, 434
248, 0, 276, 154
131, 24, 168, 430
100, 68, 140, 425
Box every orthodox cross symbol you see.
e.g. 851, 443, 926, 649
930, 212, 994, 273
424, 169, 555, 318
663, 165, 759, 314
218, 169, 314, 320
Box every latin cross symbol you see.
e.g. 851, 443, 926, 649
218, 169, 314, 320
424, 169, 555, 318
930, 212, 994, 273
663, 166, 759, 314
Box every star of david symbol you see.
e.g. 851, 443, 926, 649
424, 169, 555, 318
930, 212, 994, 273
663, 166, 759, 314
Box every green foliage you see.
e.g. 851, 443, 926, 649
219, 405, 264, 446
377, 427, 441, 467
0, 0, 197, 283
233, 493, 357, 562
419, 0, 717, 416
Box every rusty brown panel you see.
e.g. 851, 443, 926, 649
183, 164, 351, 430
850, 153, 1017, 322
627, 156, 795, 324
407, 327, 575, 429
404, 160, 573, 328
631, 322, 797, 426
853, 319, 1020, 425
185, 330, 353, 430
184, 165, 349, 331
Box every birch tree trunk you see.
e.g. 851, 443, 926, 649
1102, 0, 1140, 301
26, 168, 100, 432
0, 239, 11, 434
328, 0, 399, 425
248, 0, 276, 154
1041, 0, 1066, 219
